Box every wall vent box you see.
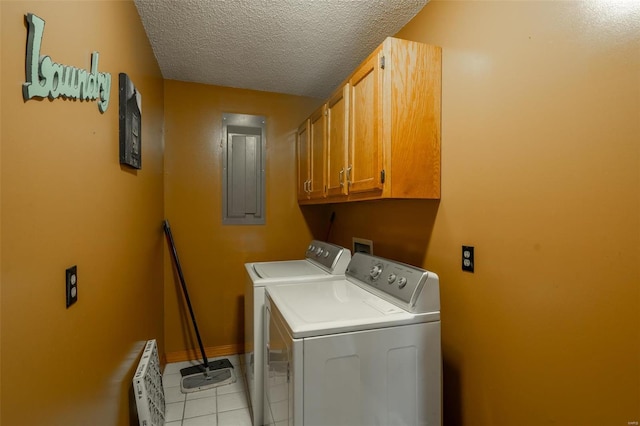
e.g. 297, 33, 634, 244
352, 237, 373, 254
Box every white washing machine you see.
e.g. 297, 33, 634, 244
244, 240, 351, 426
264, 252, 441, 426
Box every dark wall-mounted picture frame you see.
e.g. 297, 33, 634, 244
119, 73, 142, 169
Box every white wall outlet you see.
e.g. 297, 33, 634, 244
66, 265, 78, 308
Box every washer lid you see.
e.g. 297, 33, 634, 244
252, 260, 325, 279
267, 280, 439, 339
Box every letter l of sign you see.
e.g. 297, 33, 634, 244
23, 13, 48, 100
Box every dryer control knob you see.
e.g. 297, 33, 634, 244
398, 277, 408, 289
387, 273, 397, 284
370, 264, 383, 280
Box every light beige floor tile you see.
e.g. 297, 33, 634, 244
165, 385, 186, 404
217, 408, 252, 426
165, 401, 184, 422
182, 413, 217, 426
163, 373, 182, 388
184, 396, 216, 419
217, 391, 248, 412
216, 380, 245, 395
186, 387, 216, 400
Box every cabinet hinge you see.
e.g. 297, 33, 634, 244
380, 55, 385, 69
381, 169, 386, 183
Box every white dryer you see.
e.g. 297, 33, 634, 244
244, 240, 351, 426
264, 253, 441, 426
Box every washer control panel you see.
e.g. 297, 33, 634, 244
305, 240, 348, 271
346, 252, 431, 311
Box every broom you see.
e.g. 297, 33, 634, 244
163, 220, 236, 392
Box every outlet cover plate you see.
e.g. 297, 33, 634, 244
66, 265, 78, 308
462, 246, 474, 273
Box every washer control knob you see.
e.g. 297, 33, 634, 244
309, 245, 315, 252
316, 247, 323, 256
398, 277, 408, 289
370, 264, 383, 280
323, 251, 330, 258
387, 273, 397, 284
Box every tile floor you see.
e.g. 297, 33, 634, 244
163, 354, 252, 426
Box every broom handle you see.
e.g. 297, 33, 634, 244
163, 220, 209, 369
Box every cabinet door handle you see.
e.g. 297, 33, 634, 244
346, 166, 352, 186
339, 169, 344, 187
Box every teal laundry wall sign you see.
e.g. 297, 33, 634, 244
22, 13, 112, 113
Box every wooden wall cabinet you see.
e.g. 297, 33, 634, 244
296, 120, 310, 201
348, 49, 384, 197
309, 106, 327, 200
298, 37, 441, 204
297, 105, 327, 201
326, 84, 349, 198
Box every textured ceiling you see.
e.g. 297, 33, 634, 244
134, 0, 428, 99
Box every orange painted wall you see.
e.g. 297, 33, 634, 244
1, 1, 164, 424
163, 80, 324, 358
0, 2, 3, 421
326, 1, 640, 425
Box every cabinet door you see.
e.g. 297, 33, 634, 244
296, 120, 310, 201
308, 106, 327, 199
348, 49, 383, 194
326, 85, 349, 198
